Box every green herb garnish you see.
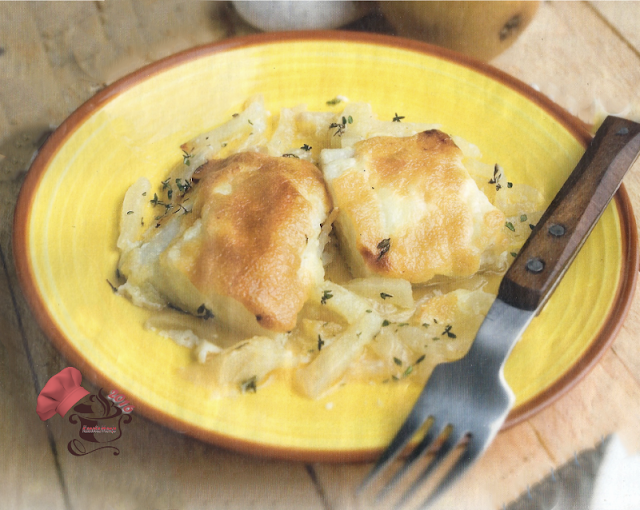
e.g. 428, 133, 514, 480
240, 376, 257, 393
377, 238, 391, 260
489, 164, 503, 191
175, 178, 192, 194
197, 304, 214, 320
442, 325, 457, 338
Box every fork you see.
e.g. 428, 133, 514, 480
358, 116, 640, 509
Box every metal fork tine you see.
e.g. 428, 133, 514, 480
393, 429, 464, 510
359, 404, 432, 494
418, 437, 482, 510
374, 418, 441, 504
373, 423, 437, 503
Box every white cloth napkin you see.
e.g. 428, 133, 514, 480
591, 435, 640, 510
505, 434, 640, 510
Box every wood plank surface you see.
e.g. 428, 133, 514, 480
0, 246, 67, 510
2, 1, 640, 509
590, 1, 640, 56
493, 1, 640, 124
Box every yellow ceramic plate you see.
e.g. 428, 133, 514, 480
14, 32, 638, 461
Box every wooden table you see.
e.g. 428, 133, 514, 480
2, 2, 640, 509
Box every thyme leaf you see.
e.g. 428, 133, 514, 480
240, 376, 257, 393
197, 304, 214, 320
489, 164, 504, 191
442, 325, 457, 338
377, 238, 391, 259
175, 178, 192, 195
320, 290, 333, 305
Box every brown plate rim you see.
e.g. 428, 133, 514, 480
12, 30, 638, 462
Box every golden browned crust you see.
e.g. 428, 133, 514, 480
185, 152, 332, 332
328, 130, 507, 282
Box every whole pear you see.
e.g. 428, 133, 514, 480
379, 1, 540, 61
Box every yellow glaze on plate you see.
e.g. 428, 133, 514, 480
17, 34, 628, 460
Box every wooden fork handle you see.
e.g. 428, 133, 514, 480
498, 116, 640, 311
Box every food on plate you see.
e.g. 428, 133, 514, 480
320, 129, 508, 283
115, 96, 545, 398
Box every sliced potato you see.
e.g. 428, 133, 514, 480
267, 105, 306, 157
144, 308, 221, 342
495, 183, 546, 217
180, 95, 268, 176
505, 210, 544, 253
369, 326, 413, 368
310, 280, 372, 324
411, 289, 494, 363
117, 177, 151, 253
207, 336, 289, 388
344, 277, 414, 309
338, 103, 439, 147
295, 311, 383, 398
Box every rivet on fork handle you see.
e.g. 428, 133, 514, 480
499, 115, 640, 312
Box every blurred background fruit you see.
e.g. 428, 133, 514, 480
379, 1, 540, 61
232, 1, 374, 31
